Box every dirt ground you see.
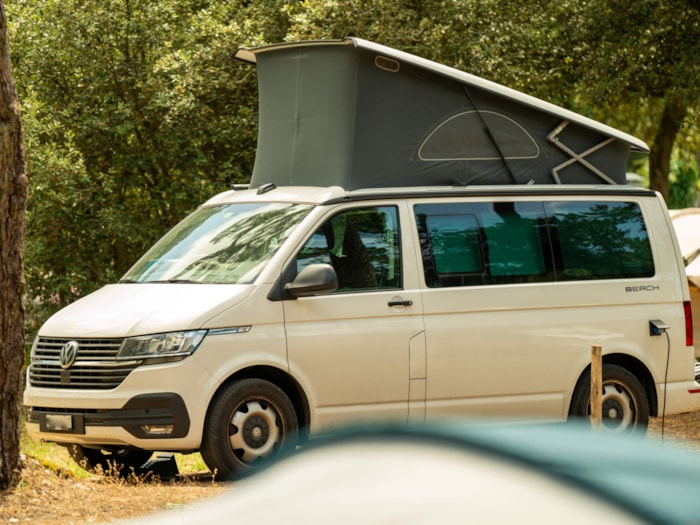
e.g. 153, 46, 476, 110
647, 407, 700, 452
1, 410, 700, 524
0, 454, 226, 525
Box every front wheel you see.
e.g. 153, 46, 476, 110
569, 364, 649, 432
201, 378, 298, 480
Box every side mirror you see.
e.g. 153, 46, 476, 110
285, 264, 338, 298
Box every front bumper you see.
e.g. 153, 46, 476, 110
25, 393, 190, 441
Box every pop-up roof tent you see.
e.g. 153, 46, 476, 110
234, 38, 649, 190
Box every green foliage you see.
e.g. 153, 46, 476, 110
6, 0, 700, 334
669, 158, 699, 209
9, 0, 296, 335
22, 93, 115, 334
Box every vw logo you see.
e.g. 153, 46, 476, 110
59, 341, 79, 369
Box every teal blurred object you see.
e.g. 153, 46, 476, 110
123, 422, 700, 524
415, 422, 700, 524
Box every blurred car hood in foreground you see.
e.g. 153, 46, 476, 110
121, 421, 700, 524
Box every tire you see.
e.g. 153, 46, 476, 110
66, 444, 153, 476
201, 378, 298, 480
569, 364, 650, 432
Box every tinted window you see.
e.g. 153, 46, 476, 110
415, 201, 550, 287
545, 201, 654, 280
426, 215, 483, 274
297, 206, 401, 292
415, 200, 654, 288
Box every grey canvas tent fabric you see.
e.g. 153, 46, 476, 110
235, 38, 648, 190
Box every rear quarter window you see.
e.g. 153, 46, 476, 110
546, 201, 654, 281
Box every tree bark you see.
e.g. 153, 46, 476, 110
649, 96, 688, 202
0, 0, 28, 491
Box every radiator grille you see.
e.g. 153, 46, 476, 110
29, 337, 139, 390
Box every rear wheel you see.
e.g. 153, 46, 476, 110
570, 364, 649, 432
201, 378, 298, 480
66, 444, 153, 476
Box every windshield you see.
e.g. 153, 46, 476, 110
122, 202, 313, 284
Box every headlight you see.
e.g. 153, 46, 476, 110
116, 330, 207, 361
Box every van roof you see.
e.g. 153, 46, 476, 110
205, 184, 657, 207
235, 37, 649, 190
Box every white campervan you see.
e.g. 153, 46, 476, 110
24, 39, 700, 480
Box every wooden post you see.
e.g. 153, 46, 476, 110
591, 345, 603, 428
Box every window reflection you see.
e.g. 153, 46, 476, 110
123, 203, 312, 284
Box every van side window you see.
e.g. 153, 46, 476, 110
297, 206, 401, 291
545, 201, 654, 280
415, 200, 654, 288
416, 202, 550, 287
426, 215, 483, 274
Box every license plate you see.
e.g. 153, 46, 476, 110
45, 414, 72, 431
40, 413, 85, 434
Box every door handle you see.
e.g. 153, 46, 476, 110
388, 300, 413, 307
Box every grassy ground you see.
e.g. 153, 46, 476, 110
18, 431, 211, 480
2, 410, 700, 524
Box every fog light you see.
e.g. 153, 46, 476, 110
141, 424, 174, 436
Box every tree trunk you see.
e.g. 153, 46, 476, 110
649, 96, 688, 202
0, 0, 28, 491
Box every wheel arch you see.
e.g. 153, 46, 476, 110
206, 366, 311, 441
569, 353, 658, 417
